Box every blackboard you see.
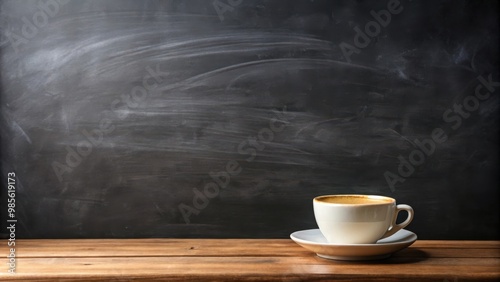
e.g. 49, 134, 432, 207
0, 0, 498, 240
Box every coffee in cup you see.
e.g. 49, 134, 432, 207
313, 194, 414, 244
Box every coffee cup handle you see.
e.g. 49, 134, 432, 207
380, 204, 414, 239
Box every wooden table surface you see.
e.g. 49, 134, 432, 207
1, 239, 499, 281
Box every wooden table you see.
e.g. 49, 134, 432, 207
1, 239, 499, 281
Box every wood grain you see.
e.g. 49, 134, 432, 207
1, 239, 499, 281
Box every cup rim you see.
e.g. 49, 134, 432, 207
313, 194, 395, 206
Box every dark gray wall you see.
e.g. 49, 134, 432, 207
0, 0, 498, 239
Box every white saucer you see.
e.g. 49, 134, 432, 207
290, 229, 417, 261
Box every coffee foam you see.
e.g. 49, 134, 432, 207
315, 195, 393, 205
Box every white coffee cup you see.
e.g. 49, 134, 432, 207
313, 194, 414, 244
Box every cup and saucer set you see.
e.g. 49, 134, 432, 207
290, 195, 417, 261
